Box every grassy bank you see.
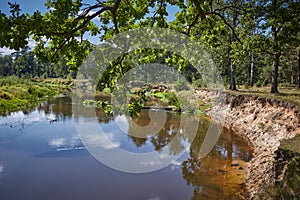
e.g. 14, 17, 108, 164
231, 86, 300, 107
0, 76, 73, 115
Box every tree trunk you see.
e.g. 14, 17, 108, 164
271, 53, 280, 93
298, 50, 300, 88
229, 60, 237, 90
250, 53, 254, 87
270, 24, 279, 93
229, 0, 238, 91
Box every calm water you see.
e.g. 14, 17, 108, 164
0, 95, 253, 200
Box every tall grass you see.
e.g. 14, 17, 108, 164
0, 76, 31, 87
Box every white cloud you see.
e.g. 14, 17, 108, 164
0, 38, 36, 56
0, 164, 3, 173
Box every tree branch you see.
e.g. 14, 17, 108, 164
206, 11, 242, 44
52, 7, 107, 59
187, 14, 200, 36
109, 0, 122, 34
190, 0, 206, 20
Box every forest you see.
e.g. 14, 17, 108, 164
0, 0, 299, 93
0, 46, 72, 78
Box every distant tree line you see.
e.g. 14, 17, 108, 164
0, 46, 72, 78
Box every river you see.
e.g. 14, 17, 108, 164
0, 94, 253, 200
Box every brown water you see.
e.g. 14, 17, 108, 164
0, 95, 253, 200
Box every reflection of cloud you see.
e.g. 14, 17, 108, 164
49, 138, 66, 147
140, 160, 162, 166
84, 133, 120, 150
171, 160, 181, 166
170, 160, 182, 170
49, 136, 85, 151
159, 153, 169, 159
0, 164, 3, 173
0, 110, 56, 126
115, 115, 129, 133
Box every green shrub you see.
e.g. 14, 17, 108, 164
192, 78, 206, 88
102, 87, 111, 94
174, 78, 189, 91
255, 81, 262, 87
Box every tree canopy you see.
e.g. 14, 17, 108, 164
0, 0, 299, 93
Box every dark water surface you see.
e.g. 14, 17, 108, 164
0, 95, 253, 200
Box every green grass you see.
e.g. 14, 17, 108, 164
230, 86, 300, 107
0, 76, 31, 87
280, 135, 300, 154
0, 77, 71, 115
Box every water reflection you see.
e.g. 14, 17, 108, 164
126, 110, 252, 199
40, 95, 73, 122
49, 136, 85, 151
182, 127, 252, 199
0, 94, 253, 199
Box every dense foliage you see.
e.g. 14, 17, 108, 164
0, 0, 299, 93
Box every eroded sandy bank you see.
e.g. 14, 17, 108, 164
194, 89, 300, 199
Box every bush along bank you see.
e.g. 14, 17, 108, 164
82, 84, 212, 117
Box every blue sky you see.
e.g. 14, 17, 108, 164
0, 0, 179, 55
0, 1, 47, 14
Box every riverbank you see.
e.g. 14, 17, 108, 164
195, 88, 300, 199
0, 77, 73, 115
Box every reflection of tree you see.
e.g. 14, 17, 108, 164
51, 96, 72, 120
35, 95, 73, 122
127, 110, 208, 156
188, 118, 210, 158
181, 126, 253, 199
155, 113, 205, 155
72, 92, 112, 123
126, 110, 186, 154
129, 136, 147, 147
96, 108, 112, 124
